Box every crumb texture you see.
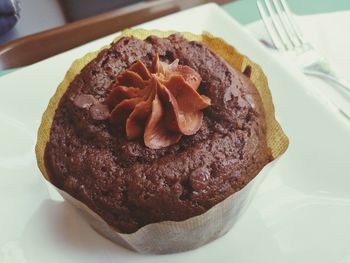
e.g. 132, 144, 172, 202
45, 34, 271, 233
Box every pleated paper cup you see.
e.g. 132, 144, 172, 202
35, 29, 289, 254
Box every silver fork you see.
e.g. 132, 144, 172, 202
257, 0, 350, 95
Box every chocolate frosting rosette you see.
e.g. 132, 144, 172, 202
106, 54, 211, 149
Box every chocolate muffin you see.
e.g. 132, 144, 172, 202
43, 33, 271, 234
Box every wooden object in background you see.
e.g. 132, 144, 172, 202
0, 0, 231, 70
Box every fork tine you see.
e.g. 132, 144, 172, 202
263, 0, 293, 50
272, 0, 302, 47
257, 1, 285, 51
279, 0, 307, 45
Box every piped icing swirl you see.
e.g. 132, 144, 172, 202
106, 54, 211, 149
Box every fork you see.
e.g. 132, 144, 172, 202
257, 0, 350, 95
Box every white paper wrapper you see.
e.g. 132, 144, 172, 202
51, 161, 275, 254
36, 29, 289, 254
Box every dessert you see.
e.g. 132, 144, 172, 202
36, 29, 288, 253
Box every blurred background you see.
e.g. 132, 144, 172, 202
0, 0, 236, 70
0, 0, 232, 45
0, 0, 347, 70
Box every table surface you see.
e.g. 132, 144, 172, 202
223, 0, 350, 25
1, 0, 349, 77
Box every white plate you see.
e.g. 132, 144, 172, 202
1, 3, 350, 263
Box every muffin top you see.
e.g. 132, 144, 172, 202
44, 34, 271, 233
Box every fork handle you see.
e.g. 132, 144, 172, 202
303, 70, 350, 95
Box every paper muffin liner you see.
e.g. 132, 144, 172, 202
35, 29, 289, 254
